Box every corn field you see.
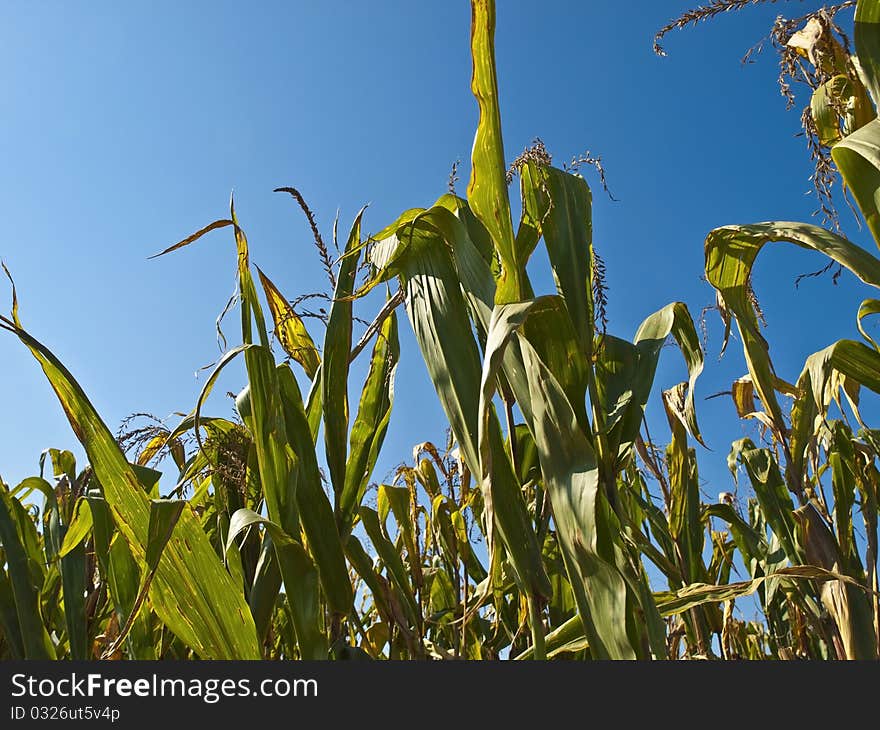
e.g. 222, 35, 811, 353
1, 0, 880, 661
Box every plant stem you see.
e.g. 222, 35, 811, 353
527, 592, 546, 661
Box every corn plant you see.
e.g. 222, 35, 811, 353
692, 0, 880, 659
2, 0, 880, 661
350, 0, 720, 659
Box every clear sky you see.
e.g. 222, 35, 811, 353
2, 0, 876, 513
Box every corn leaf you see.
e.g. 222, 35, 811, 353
804, 339, 880, 409
249, 535, 282, 644
857, 298, 880, 350
468, 0, 520, 302
0, 489, 55, 658
656, 565, 875, 616
257, 267, 320, 379
737, 444, 802, 565
340, 311, 399, 536
832, 119, 880, 246
793, 502, 878, 659
479, 298, 647, 659
87, 496, 154, 659
1, 320, 260, 658
855, 0, 880, 105
147, 219, 233, 259
514, 614, 586, 660
230, 208, 300, 542
519, 162, 595, 354
276, 363, 352, 613
102, 499, 186, 658
226, 508, 326, 659
367, 213, 550, 599
322, 209, 365, 510
664, 386, 706, 585
358, 506, 419, 627
0, 569, 24, 659
705, 221, 880, 431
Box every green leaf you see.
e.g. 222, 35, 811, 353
597, 301, 705, 466
276, 363, 352, 614
9, 476, 54, 504
340, 311, 399, 536
519, 294, 590, 432
832, 119, 880, 247
45, 448, 76, 483
855, 0, 880, 104
812, 78, 846, 146
58, 498, 92, 558
0, 569, 24, 658
829, 424, 858, 570
344, 535, 397, 629
663, 386, 706, 585
389, 199, 539, 432
145, 500, 187, 572
159, 205, 300, 552
520, 162, 595, 353
703, 503, 769, 570
857, 298, 880, 350
322, 209, 365, 514
87, 496, 154, 659
803, 339, 880, 408
0, 489, 55, 658
377, 485, 421, 588
467, 0, 520, 302
226, 508, 326, 659
358, 506, 419, 627
237, 257, 301, 545
811, 76, 872, 146
514, 614, 587, 660
632, 302, 705, 446
1, 319, 259, 658
705, 221, 880, 431
102, 499, 187, 659
479, 298, 648, 659
736, 445, 802, 566
366, 213, 551, 600
56, 532, 88, 660
248, 534, 282, 644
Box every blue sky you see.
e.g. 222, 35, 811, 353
2, 0, 876, 520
